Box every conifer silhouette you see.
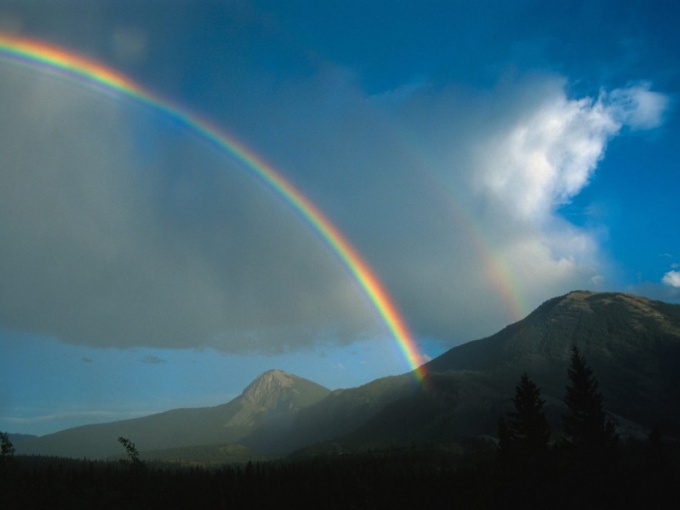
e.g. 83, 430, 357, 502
498, 372, 551, 464
562, 346, 618, 456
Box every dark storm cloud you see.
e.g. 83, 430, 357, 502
0, 65, 379, 353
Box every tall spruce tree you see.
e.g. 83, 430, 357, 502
498, 373, 551, 464
562, 346, 617, 457
497, 373, 553, 508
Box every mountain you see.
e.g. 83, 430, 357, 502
17, 291, 680, 460
17, 369, 330, 459
428, 290, 680, 425
311, 291, 680, 452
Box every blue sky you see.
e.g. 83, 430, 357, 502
0, 0, 678, 435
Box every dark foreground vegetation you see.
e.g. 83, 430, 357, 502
2, 346, 679, 509
1, 439, 678, 510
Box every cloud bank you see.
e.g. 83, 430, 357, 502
0, 65, 379, 352
0, 56, 668, 351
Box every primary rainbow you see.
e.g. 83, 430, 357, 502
0, 33, 429, 384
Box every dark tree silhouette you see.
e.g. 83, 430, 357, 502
0, 432, 14, 457
0, 431, 16, 482
497, 373, 553, 509
560, 345, 620, 509
498, 372, 551, 465
118, 436, 145, 470
562, 346, 618, 457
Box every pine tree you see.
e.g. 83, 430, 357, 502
562, 346, 618, 461
498, 373, 551, 465
497, 373, 553, 508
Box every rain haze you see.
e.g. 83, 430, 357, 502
0, 1, 678, 435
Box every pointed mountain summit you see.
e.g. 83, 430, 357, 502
17, 369, 330, 459
241, 369, 330, 410
229, 370, 332, 452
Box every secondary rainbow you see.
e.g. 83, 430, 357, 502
373, 114, 530, 324
0, 33, 429, 383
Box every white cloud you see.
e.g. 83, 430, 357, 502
591, 275, 605, 286
403, 78, 665, 334
473, 81, 666, 222
606, 83, 669, 130
662, 271, 680, 288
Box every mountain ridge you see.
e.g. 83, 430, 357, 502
340, 290, 680, 449
15, 290, 680, 460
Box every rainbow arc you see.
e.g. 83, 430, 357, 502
0, 33, 429, 385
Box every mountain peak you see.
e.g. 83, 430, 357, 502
253, 369, 296, 385
562, 289, 596, 303
547, 291, 678, 332
429, 290, 680, 375
564, 289, 596, 299
240, 369, 330, 409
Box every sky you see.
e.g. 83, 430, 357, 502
0, 0, 679, 436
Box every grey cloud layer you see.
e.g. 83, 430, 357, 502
0, 54, 668, 350
0, 66, 379, 352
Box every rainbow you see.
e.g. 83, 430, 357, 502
373, 114, 530, 324
0, 33, 429, 384
423, 174, 529, 322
